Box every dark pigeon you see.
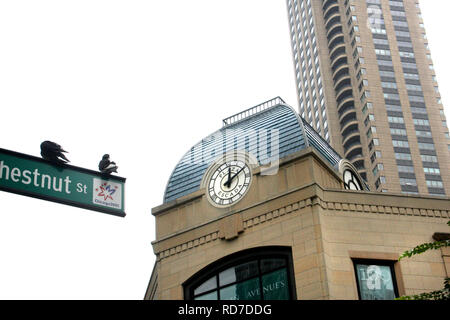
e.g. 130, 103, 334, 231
99, 154, 118, 175
40, 141, 70, 164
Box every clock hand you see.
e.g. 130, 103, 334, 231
224, 166, 233, 188
227, 166, 246, 186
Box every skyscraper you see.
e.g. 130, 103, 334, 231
286, 0, 450, 196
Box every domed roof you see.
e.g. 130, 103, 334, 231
164, 97, 343, 203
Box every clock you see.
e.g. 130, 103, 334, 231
343, 169, 363, 191
207, 159, 252, 207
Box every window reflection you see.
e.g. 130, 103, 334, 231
219, 261, 258, 287
194, 276, 216, 296
354, 263, 398, 300
189, 255, 292, 300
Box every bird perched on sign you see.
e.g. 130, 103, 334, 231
40, 141, 70, 165
99, 154, 118, 175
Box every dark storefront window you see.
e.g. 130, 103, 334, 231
184, 247, 295, 300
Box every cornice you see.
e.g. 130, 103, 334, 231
153, 187, 450, 262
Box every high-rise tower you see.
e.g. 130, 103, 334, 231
286, 0, 450, 196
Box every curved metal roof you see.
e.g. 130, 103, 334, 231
163, 98, 343, 203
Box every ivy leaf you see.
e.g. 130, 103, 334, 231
399, 240, 450, 261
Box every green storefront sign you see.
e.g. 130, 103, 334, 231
219, 269, 289, 300
0, 148, 126, 217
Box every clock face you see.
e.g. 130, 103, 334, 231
207, 160, 252, 207
343, 169, 363, 191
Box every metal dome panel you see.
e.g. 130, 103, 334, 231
163, 98, 344, 203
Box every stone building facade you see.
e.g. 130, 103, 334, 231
145, 99, 449, 300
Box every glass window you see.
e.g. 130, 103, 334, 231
395, 153, 412, 161
220, 278, 261, 300
261, 269, 290, 300
392, 140, 409, 148
424, 167, 440, 175
400, 178, 417, 187
421, 155, 438, 163
427, 180, 444, 188
194, 276, 216, 296
261, 258, 286, 273
398, 165, 414, 173
354, 261, 398, 300
219, 261, 259, 287
195, 291, 218, 300
184, 248, 294, 300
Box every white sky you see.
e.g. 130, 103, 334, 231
0, 0, 448, 299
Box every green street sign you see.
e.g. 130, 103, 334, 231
0, 148, 126, 217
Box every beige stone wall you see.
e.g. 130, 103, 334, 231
150, 190, 328, 300
319, 202, 449, 299
441, 246, 450, 279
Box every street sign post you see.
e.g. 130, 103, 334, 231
0, 148, 126, 217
